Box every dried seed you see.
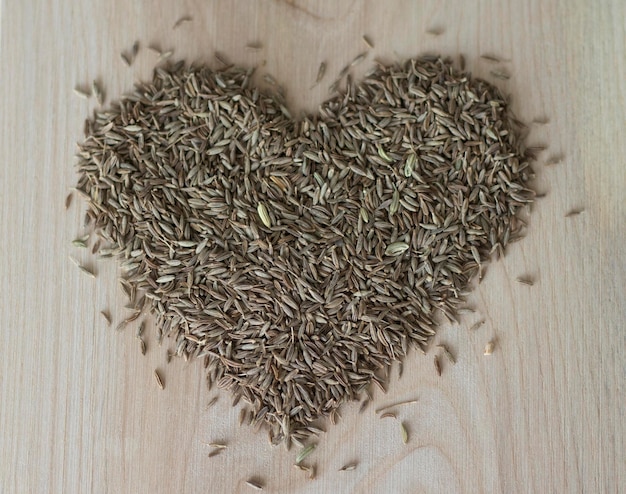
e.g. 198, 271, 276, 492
72, 235, 89, 248
350, 52, 367, 67
565, 209, 584, 217
362, 34, 374, 48
384, 242, 409, 257
390, 189, 400, 215
257, 202, 271, 228
484, 340, 495, 355
470, 320, 485, 331
208, 449, 223, 458
91, 80, 104, 105
205, 397, 218, 409
156, 275, 176, 283
100, 310, 112, 326
245, 42, 263, 50
377, 145, 393, 163
480, 54, 501, 63
375, 398, 418, 414
400, 421, 409, 444
490, 68, 511, 80
516, 276, 534, 286
73, 86, 90, 99
208, 442, 228, 449
139, 338, 146, 355
154, 370, 164, 389
437, 344, 456, 364
434, 355, 442, 376
245, 479, 263, 490
403, 153, 416, 177
78, 264, 96, 278
296, 444, 316, 464
314, 61, 326, 85
379, 412, 396, 420
173, 15, 192, 29
426, 26, 444, 35
339, 462, 357, 471
65, 192, 73, 209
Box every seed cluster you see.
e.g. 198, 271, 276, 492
75, 56, 534, 446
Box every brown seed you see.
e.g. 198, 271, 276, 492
339, 462, 357, 471
65, 192, 73, 209
437, 344, 456, 364
100, 310, 112, 325
484, 340, 496, 355
375, 398, 418, 414
139, 338, 146, 355
173, 15, 192, 29
379, 412, 396, 420
208, 449, 222, 458
565, 208, 584, 217
400, 421, 409, 444
154, 370, 164, 389
73, 86, 90, 99
245, 479, 263, 490
470, 320, 485, 331
315, 62, 326, 84
362, 35, 374, 48
434, 355, 442, 376
516, 276, 534, 286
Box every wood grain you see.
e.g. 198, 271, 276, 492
1, 1, 624, 492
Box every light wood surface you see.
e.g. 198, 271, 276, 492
1, 1, 624, 492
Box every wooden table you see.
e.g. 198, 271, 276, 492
1, 1, 624, 492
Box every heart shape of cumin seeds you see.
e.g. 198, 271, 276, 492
75, 56, 534, 446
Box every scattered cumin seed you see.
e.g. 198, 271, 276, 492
358, 399, 370, 413
91, 80, 104, 105
339, 462, 357, 471
490, 68, 511, 80
257, 202, 272, 228
208, 449, 222, 458
173, 15, 192, 29
245, 479, 263, 490
516, 276, 534, 286
426, 26, 444, 35
65, 192, 73, 209
566, 208, 584, 217
434, 355, 442, 376
437, 344, 456, 364
480, 54, 502, 63
375, 398, 418, 414
245, 42, 263, 50
208, 442, 227, 449
350, 52, 367, 67
139, 338, 146, 355
380, 412, 396, 420
205, 397, 218, 409
239, 408, 247, 426
470, 320, 485, 331
154, 369, 164, 389
362, 34, 374, 48
484, 340, 496, 355
314, 61, 326, 84
296, 444, 316, 464
78, 264, 96, 278
73, 86, 90, 99
400, 421, 409, 444
545, 155, 563, 166
100, 310, 112, 325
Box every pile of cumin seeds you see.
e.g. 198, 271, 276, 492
75, 56, 534, 446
